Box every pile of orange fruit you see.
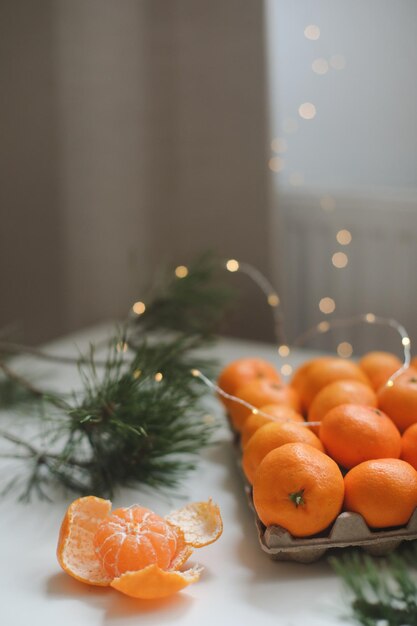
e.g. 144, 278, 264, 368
218, 352, 417, 538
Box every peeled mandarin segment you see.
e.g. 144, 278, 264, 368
165, 499, 223, 548
57, 496, 113, 586
110, 564, 202, 599
93, 505, 179, 578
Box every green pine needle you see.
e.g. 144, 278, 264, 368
0, 253, 235, 499
329, 544, 417, 626
134, 252, 236, 337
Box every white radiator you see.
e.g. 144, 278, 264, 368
271, 190, 417, 355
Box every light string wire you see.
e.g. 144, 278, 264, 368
190, 368, 321, 428
224, 259, 287, 346
291, 312, 411, 384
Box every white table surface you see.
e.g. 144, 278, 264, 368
0, 325, 349, 626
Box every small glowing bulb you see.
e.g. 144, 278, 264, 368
252, 408, 259, 415
281, 364, 293, 376
336, 229, 352, 245
304, 25, 320, 40
337, 342, 353, 358
133, 369, 142, 380
318, 321, 330, 332
268, 293, 280, 307
132, 301, 146, 315
312, 58, 329, 75
278, 345, 290, 357
191, 369, 201, 377
175, 265, 189, 278
226, 259, 239, 272
402, 337, 411, 346
386, 379, 394, 387
320, 195, 336, 212
319, 297, 336, 314
365, 313, 376, 323
330, 54, 346, 70
154, 372, 163, 382
298, 103, 316, 120
332, 252, 348, 268
271, 137, 288, 153
268, 156, 285, 173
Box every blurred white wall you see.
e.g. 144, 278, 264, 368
265, 0, 417, 192
265, 0, 417, 352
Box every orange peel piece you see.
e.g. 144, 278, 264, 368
57, 496, 222, 599
165, 498, 223, 548
110, 564, 202, 599
57, 496, 113, 586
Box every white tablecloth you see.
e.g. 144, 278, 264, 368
0, 325, 347, 626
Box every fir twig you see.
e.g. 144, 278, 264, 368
0, 253, 235, 499
329, 545, 417, 626
133, 252, 235, 337
1, 335, 216, 499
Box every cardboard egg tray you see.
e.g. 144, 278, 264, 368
233, 432, 417, 563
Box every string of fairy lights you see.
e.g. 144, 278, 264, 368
128, 258, 412, 428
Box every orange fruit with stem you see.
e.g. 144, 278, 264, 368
298, 358, 371, 411
229, 378, 301, 431
359, 351, 402, 391
57, 496, 222, 599
377, 368, 417, 432
401, 423, 417, 470
242, 420, 323, 484
253, 442, 344, 537
319, 404, 401, 469
307, 379, 377, 433
217, 357, 281, 410
344, 459, 417, 528
241, 404, 304, 448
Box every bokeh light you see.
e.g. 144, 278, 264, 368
298, 102, 317, 120
332, 252, 349, 268
319, 297, 336, 314
304, 25, 320, 40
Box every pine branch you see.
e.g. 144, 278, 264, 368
329, 545, 417, 626
0, 253, 235, 499
132, 252, 236, 338
0, 333, 218, 499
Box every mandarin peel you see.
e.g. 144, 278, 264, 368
57, 496, 222, 600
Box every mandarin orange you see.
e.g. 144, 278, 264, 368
308, 379, 377, 432
57, 496, 222, 599
242, 420, 323, 484
401, 423, 417, 470
344, 459, 417, 528
359, 351, 402, 391
253, 442, 344, 536
93, 506, 180, 577
229, 378, 301, 431
378, 368, 417, 432
290, 357, 334, 412
319, 404, 401, 469
217, 357, 281, 410
298, 358, 370, 410
240, 404, 304, 448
